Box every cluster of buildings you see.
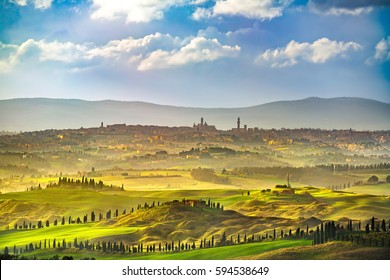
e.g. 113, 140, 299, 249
231, 117, 260, 133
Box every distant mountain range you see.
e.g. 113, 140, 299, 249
0, 97, 389, 131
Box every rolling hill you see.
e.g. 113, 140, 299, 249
0, 97, 389, 131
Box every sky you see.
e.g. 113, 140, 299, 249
0, 0, 389, 107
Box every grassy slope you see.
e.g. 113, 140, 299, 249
238, 241, 390, 260
0, 223, 141, 247
346, 184, 390, 196
226, 187, 390, 221
0, 189, 174, 226
18, 239, 311, 260
2, 185, 390, 229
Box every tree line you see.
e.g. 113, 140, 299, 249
27, 176, 125, 192
313, 216, 390, 245
3, 216, 389, 259
8, 197, 225, 231
316, 163, 390, 172
2, 224, 313, 258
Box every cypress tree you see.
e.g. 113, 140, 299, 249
332, 221, 336, 239
324, 222, 328, 242
221, 231, 227, 246
316, 226, 320, 244
371, 216, 375, 231
381, 219, 386, 232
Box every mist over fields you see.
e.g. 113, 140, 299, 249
0, 97, 389, 132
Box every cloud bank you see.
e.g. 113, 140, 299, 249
0, 33, 240, 72
90, 0, 187, 23
193, 0, 291, 20
259, 38, 362, 67
308, 0, 390, 15
10, 0, 53, 9
374, 37, 390, 61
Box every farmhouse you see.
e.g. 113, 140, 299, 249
184, 199, 207, 208
281, 189, 295, 195
164, 199, 207, 208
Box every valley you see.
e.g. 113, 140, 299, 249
0, 120, 389, 260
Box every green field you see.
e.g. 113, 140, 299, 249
16, 239, 311, 260
0, 223, 141, 247
1, 168, 389, 260
346, 184, 390, 196
239, 241, 390, 260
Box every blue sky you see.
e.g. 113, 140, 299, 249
0, 0, 389, 107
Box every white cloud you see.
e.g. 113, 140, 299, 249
88, 33, 182, 59
10, 0, 28, 6
193, 0, 291, 21
190, 0, 207, 4
374, 37, 390, 61
10, 0, 52, 9
0, 42, 19, 73
39, 41, 91, 63
192, 7, 213, 20
91, 0, 187, 23
0, 33, 240, 72
138, 37, 240, 71
6, 39, 90, 66
33, 0, 52, 9
259, 38, 362, 68
312, 6, 373, 16
307, 0, 389, 16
